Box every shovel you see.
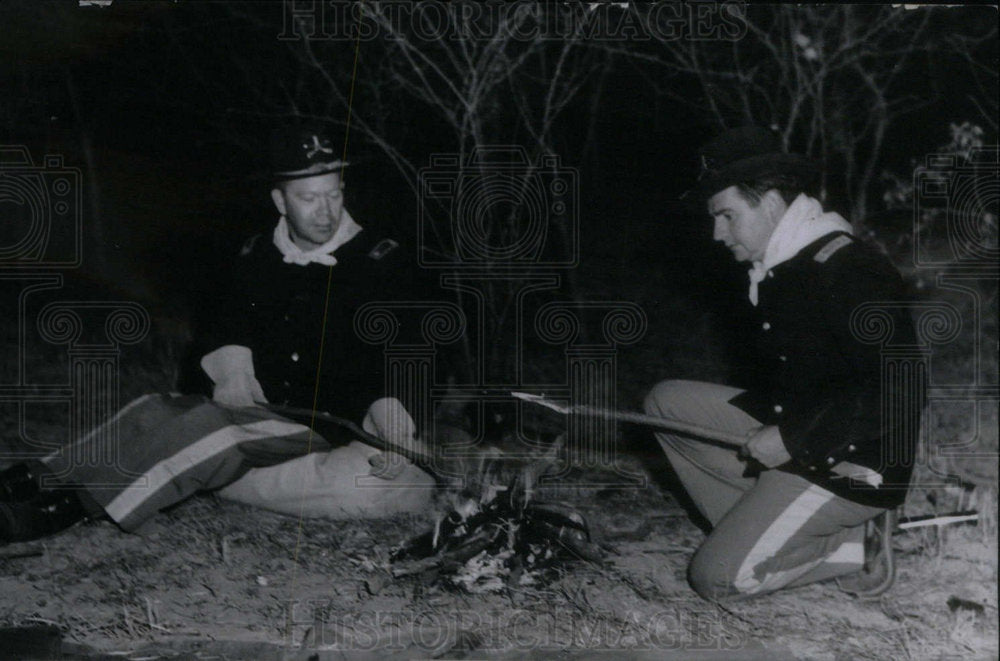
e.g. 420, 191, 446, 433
511, 391, 885, 487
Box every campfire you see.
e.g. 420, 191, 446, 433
390, 431, 603, 593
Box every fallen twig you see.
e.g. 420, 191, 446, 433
0, 549, 44, 561
897, 512, 979, 531
122, 604, 136, 638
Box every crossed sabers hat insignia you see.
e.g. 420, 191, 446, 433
304, 134, 334, 159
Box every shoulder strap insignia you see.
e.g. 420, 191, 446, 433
239, 233, 262, 257
368, 238, 399, 261
814, 234, 853, 264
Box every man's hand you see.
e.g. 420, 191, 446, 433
201, 345, 268, 408
368, 436, 434, 480
743, 425, 792, 468
362, 397, 428, 480
212, 370, 268, 408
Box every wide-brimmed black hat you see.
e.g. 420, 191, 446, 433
269, 122, 348, 181
694, 126, 819, 199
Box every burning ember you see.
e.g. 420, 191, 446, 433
390, 441, 602, 593
391, 487, 601, 593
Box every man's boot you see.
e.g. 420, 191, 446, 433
0, 489, 88, 544
836, 509, 896, 598
0, 463, 45, 502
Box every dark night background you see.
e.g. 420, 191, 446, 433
1, 1, 996, 398
0, 4, 998, 656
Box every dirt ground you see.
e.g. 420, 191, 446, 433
0, 455, 996, 661
1, 258, 995, 659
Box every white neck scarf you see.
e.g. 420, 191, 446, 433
747, 194, 853, 306
272, 209, 362, 266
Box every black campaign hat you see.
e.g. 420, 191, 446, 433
694, 126, 819, 199
269, 123, 349, 181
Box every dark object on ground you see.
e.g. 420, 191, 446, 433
0, 489, 87, 545
0, 462, 44, 502
0, 624, 62, 659
947, 595, 986, 615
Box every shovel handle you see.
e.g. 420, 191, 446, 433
516, 396, 883, 487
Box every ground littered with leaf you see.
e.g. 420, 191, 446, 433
1, 257, 996, 659
0, 455, 995, 660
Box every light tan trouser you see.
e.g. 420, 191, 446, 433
218, 397, 435, 519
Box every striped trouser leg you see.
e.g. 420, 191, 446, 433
42, 393, 327, 531
688, 470, 885, 601
642, 380, 885, 600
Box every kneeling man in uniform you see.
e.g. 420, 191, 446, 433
644, 127, 921, 600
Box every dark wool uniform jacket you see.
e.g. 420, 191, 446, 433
196, 230, 418, 424
729, 231, 922, 509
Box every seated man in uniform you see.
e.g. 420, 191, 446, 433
0, 123, 435, 542
644, 126, 921, 601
